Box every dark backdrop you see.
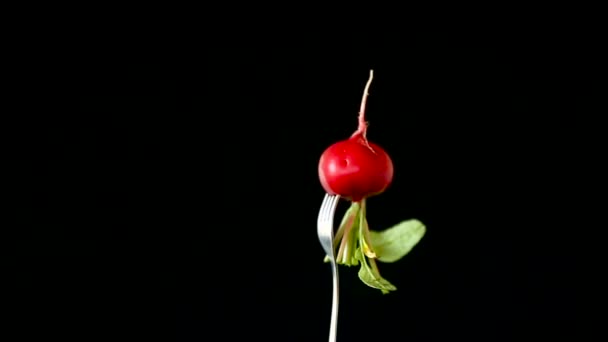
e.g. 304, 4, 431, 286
14, 32, 589, 341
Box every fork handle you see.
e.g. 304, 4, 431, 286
329, 261, 339, 342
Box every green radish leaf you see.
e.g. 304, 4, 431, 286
355, 247, 397, 294
369, 219, 426, 263
357, 267, 397, 294
355, 210, 397, 294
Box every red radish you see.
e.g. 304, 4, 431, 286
318, 70, 405, 294
317, 71, 424, 294
318, 70, 394, 202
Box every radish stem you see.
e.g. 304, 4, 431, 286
353, 69, 374, 138
369, 256, 382, 278
334, 209, 355, 250
336, 221, 353, 263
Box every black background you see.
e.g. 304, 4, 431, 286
12, 28, 593, 341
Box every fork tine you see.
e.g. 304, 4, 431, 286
319, 194, 339, 224
318, 194, 340, 256
318, 194, 329, 224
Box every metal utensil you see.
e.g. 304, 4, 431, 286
317, 193, 341, 342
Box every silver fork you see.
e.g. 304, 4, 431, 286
317, 193, 341, 342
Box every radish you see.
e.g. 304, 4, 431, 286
318, 70, 426, 294
318, 70, 394, 202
